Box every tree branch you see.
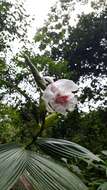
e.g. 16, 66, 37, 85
24, 55, 46, 90
1, 79, 33, 103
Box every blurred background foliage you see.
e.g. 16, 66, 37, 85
0, 0, 107, 189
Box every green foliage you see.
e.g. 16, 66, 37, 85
97, 182, 107, 190
31, 55, 70, 79
37, 138, 101, 162
0, 0, 31, 105
34, 1, 107, 107
0, 103, 21, 143
44, 113, 59, 129
51, 108, 107, 153
0, 0, 29, 51
64, 11, 107, 79
0, 143, 90, 190
0, 0, 107, 190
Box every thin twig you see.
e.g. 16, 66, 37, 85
1, 79, 32, 102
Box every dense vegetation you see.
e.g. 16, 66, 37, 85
0, 0, 107, 190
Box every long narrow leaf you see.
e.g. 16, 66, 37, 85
37, 138, 101, 162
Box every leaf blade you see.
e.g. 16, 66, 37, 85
26, 151, 88, 190
37, 138, 101, 162
0, 144, 26, 190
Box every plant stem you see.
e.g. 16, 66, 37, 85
24, 55, 46, 90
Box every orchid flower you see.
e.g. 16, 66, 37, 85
42, 79, 78, 115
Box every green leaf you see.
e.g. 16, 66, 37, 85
0, 144, 26, 190
97, 182, 107, 190
26, 152, 88, 190
0, 143, 88, 190
102, 151, 107, 156
44, 113, 59, 128
37, 138, 101, 162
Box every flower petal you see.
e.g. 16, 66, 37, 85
42, 79, 78, 114
42, 88, 54, 102
50, 101, 67, 115
67, 96, 78, 112
54, 79, 78, 92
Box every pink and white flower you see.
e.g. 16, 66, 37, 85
42, 79, 78, 115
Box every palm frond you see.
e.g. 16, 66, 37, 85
0, 143, 88, 190
0, 144, 26, 190
97, 182, 107, 190
37, 138, 101, 162
26, 152, 88, 190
